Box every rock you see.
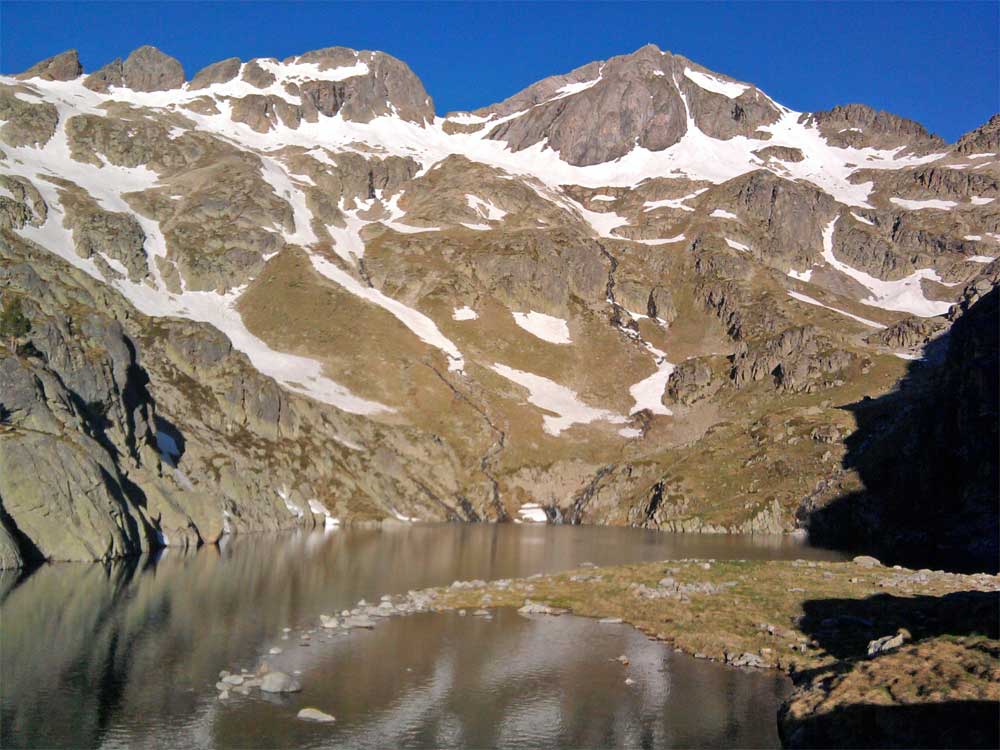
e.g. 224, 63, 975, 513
189, 57, 241, 90
866, 628, 911, 657
624, 678, 636, 686
343, 615, 377, 629
297, 708, 336, 723
852, 555, 882, 568
218, 690, 229, 700
16, 50, 82, 81
319, 615, 339, 629
726, 651, 765, 668
122, 46, 185, 91
259, 671, 302, 693
518, 600, 567, 616
222, 674, 244, 686
268, 647, 283, 655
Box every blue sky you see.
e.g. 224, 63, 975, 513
1, 1, 996, 142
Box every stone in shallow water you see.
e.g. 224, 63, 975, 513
518, 600, 567, 616
269, 647, 283, 655
222, 674, 244, 685
260, 671, 302, 693
343, 615, 377, 629
298, 708, 336, 722
599, 617, 624, 624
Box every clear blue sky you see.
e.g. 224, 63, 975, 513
1, 1, 996, 142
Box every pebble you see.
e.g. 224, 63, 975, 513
624, 678, 635, 686
269, 647, 283, 655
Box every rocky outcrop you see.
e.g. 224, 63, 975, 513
0, 88, 58, 147
122, 46, 185, 91
60, 185, 149, 281
15, 49, 82, 81
803, 103, 947, 152
189, 57, 241, 90
955, 114, 1000, 154
84, 46, 185, 92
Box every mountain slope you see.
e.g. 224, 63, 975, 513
1, 43, 997, 566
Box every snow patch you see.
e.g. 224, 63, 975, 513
725, 238, 750, 252
820, 218, 951, 317
511, 311, 571, 344
452, 306, 479, 321
711, 208, 738, 220
683, 68, 749, 99
890, 197, 958, 211
517, 503, 548, 523
490, 363, 626, 436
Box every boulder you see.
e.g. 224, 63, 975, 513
122, 46, 185, 91
259, 671, 302, 693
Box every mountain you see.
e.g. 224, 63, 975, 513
0, 44, 997, 568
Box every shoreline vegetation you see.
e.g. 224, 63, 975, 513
231, 556, 998, 748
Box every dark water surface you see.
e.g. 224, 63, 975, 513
0, 524, 844, 748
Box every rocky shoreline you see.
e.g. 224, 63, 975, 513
209, 556, 999, 747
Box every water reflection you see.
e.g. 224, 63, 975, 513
1, 524, 836, 748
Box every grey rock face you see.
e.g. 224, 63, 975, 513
122, 46, 185, 92
0, 176, 47, 229
0, 90, 58, 147
189, 57, 241, 90
62, 188, 149, 282
229, 94, 301, 132
16, 49, 82, 81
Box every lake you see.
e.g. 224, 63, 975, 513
0, 523, 845, 748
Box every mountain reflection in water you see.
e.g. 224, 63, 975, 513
1, 524, 839, 748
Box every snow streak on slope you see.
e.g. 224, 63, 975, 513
819, 218, 952, 317
787, 291, 887, 329
490, 364, 627, 436
309, 253, 465, 372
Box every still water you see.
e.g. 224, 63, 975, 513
0, 523, 844, 748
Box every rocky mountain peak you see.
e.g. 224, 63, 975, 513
15, 49, 82, 81
83, 45, 186, 92
465, 43, 780, 166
